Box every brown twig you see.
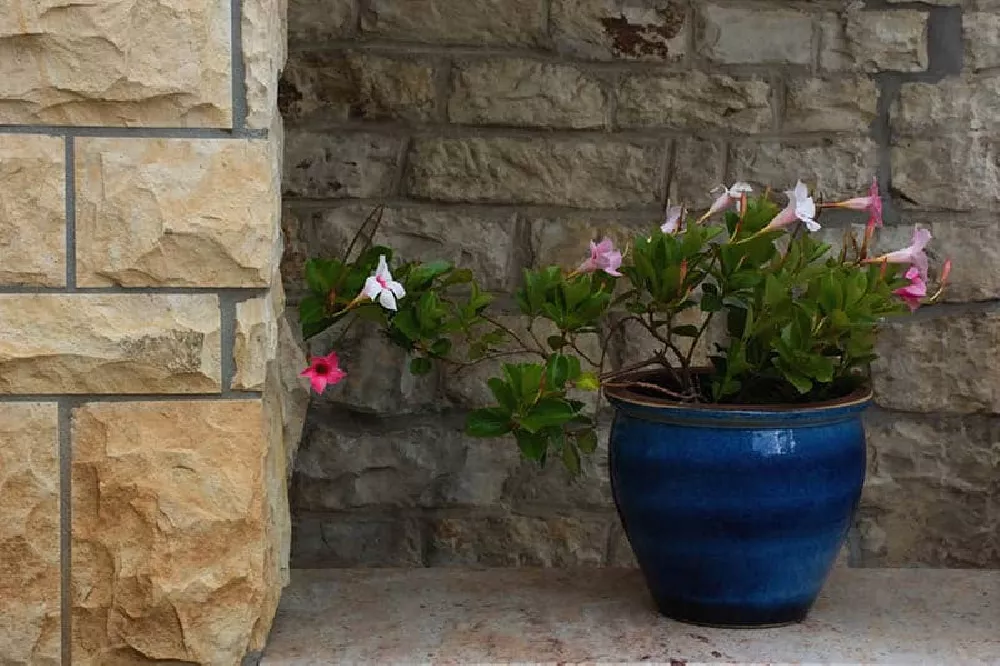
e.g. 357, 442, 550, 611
603, 380, 697, 402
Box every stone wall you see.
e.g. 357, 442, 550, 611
0, 1, 302, 664
283, 0, 1000, 570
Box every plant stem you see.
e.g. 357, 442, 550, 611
481, 314, 546, 359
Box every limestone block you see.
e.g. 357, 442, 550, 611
873, 312, 1000, 414
820, 9, 928, 72
892, 133, 1000, 211
426, 514, 614, 567
669, 136, 727, 208
617, 72, 771, 133
0, 403, 60, 665
856, 410, 1000, 567
965, 12, 1000, 71
406, 138, 663, 209
784, 76, 879, 133
76, 138, 279, 288
287, 0, 354, 42
300, 204, 517, 291
71, 400, 277, 665
0, 0, 231, 126
449, 59, 607, 129
283, 130, 403, 199
697, 4, 813, 65
360, 0, 545, 46
551, 0, 688, 61
893, 76, 1000, 134
0, 294, 221, 394
291, 514, 425, 567
527, 215, 604, 271
244, 0, 288, 129
293, 417, 519, 510
279, 52, 437, 124
234, 280, 286, 392
728, 138, 879, 200
0, 135, 65, 287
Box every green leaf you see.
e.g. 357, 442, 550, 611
576, 428, 598, 454
576, 371, 600, 391
487, 378, 517, 412
298, 294, 326, 326
545, 353, 572, 389
519, 398, 577, 433
504, 363, 544, 403
561, 440, 582, 476
547, 335, 566, 351
466, 408, 514, 437
671, 324, 700, 338
514, 429, 548, 461
409, 357, 433, 375
430, 338, 452, 358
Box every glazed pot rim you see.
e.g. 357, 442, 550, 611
603, 368, 873, 416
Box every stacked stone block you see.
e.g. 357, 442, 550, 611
0, 1, 300, 664
283, 0, 1000, 570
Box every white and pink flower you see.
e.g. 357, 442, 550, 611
764, 180, 819, 233
579, 238, 623, 277
361, 255, 407, 311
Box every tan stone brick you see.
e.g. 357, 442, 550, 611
618, 71, 771, 133
784, 76, 879, 133
288, 0, 354, 42
0, 403, 60, 665
406, 137, 663, 209
820, 9, 928, 72
243, 0, 288, 129
0, 135, 65, 287
893, 76, 1000, 134
669, 136, 727, 209
964, 12, 1000, 72
76, 137, 279, 288
449, 59, 607, 129
0, 294, 221, 394
550, 0, 688, 61
71, 400, 277, 665
361, 0, 545, 46
283, 130, 403, 199
234, 282, 285, 392
697, 4, 813, 65
892, 133, 1000, 211
0, 0, 231, 126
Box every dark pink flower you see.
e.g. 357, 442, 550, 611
870, 227, 932, 279
894, 266, 927, 312
300, 351, 347, 394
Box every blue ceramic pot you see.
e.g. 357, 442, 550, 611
605, 376, 870, 628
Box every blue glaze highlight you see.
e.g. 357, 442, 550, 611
607, 388, 870, 627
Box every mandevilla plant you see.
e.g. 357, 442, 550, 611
298, 179, 950, 474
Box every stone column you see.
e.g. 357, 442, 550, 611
0, 2, 304, 664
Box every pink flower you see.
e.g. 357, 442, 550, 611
706, 182, 753, 217
764, 180, 819, 232
361, 255, 406, 311
870, 227, 932, 279
835, 177, 883, 232
579, 238, 623, 277
894, 266, 927, 312
300, 351, 347, 394
662, 205, 685, 233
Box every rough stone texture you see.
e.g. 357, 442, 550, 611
0, 0, 232, 126
360, 0, 546, 46
784, 76, 879, 133
283, 130, 403, 199
697, 4, 813, 65
287, 0, 354, 40
426, 514, 614, 567
0, 403, 60, 665
892, 134, 1000, 211
280, 52, 437, 125
244, 0, 289, 129
283, 0, 1000, 570
0, 135, 65, 287
964, 12, 1000, 71
820, 9, 929, 73
893, 76, 1000, 134
873, 312, 1000, 415
406, 138, 663, 208
71, 400, 276, 665
292, 204, 517, 291
76, 138, 279, 287
234, 281, 285, 392
857, 411, 1000, 567
728, 138, 879, 200
550, 0, 688, 61
617, 72, 771, 133
0, 294, 221, 394
293, 417, 519, 510
449, 59, 607, 129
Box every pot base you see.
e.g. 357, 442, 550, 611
654, 596, 810, 629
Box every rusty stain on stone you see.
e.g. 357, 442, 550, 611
600, 3, 686, 59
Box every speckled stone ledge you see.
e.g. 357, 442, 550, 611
261, 568, 999, 664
